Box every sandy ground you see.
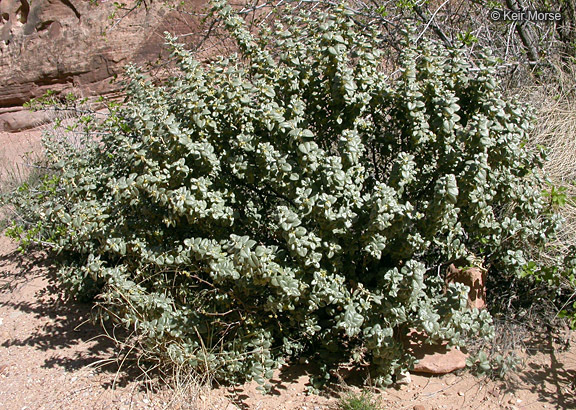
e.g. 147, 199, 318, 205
0, 129, 575, 409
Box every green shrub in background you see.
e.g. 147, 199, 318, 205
5, 0, 563, 388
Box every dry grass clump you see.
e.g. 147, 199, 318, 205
526, 67, 576, 260
0, 134, 44, 193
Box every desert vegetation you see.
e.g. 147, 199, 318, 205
2, 0, 576, 404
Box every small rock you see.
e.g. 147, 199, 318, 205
404, 330, 467, 375
414, 405, 427, 410
396, 370, 412, 385
444, 375, 456, 385
458, 391, 464, 396
225, 403, 240, 410
412, 344, 467, 374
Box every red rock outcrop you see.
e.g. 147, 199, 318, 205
404, 330, 468, 375
446, 263, 486, 310
400, 264, 487, 379
0, 0, 206, 131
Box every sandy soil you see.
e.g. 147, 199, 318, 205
0, 129, 575, 410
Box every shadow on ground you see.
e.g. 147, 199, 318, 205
0, 244, 143, 388
0, 245, 50, 292
518, 331, 576, 409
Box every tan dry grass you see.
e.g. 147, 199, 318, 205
0, 131, 44, 191
527, 74, 576, 258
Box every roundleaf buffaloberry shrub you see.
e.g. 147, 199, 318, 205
8, 1, 561, 387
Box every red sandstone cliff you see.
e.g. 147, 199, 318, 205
0, 0, 204, 131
